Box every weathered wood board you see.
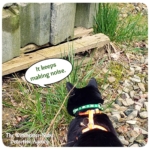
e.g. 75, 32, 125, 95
2, 33, 110, 76
73, 27, 93, 39
20, 27, 93, 54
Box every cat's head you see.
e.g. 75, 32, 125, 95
66, 78, 104, 116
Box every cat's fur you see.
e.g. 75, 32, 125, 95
66, 78, 123, 147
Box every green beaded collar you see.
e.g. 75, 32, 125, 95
73, 103, 104, 115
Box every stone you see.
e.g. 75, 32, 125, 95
129, 91, 135, 98
103, 84, 109, 90
138, 83, 145, 92
129, 137, 135, 143
108, 76, 116, 83
140, 92, 148, 99
112, 122, 117, 128
126, 120, 136, 125
117, 125, 128, 133
50, 3, 76, 45
111, 104, 120, 110
102, 68, 108, 74
121, 93, 130, 99
124, 109, 134, 116
134, 127, 148, 135
118, 136, 129, 146
2, 5, 20, 63
135, 66, 142, 72
111, 111, 118, 115
128, 104, 134, 109
123, 87, 130, 93
133, 95, 140, 100
134, 75, 141, 80
117, 89, 123, 94
129, 77, 141, 83
134, 101, 143, 107
119, 106, 127, 112
121, 93, 127, 99
125, 93, 130, 98
128, 69, 135, 76
115, 99, 122, 106
139, 111, 148, 119
140, 57, 145, 63
120, 112, 126, 118
75, 3, 98, 28
122, 98, 134, 106
126, 98, 134, 105
144, 102, 148, 110
127, 110, 138, 120
136, 134, 144, 142
135, 104, 142, 111
130, 130, 139, 138
141, 77, 146, 84
112, 114, 121, 122
104, 108, 111, 113
135, 6, 141, 12
123, 79, 132, 87
138, 98, 146, 103
20, 3, 51, 47
139, 91, 143, 95
109, 116, 118, 122
122, 13, 128, 18
130, 143, 139, 147
142, 7, 148, 15
134, 102, 143, 112
121, 100, 128, 106
119, 80, 124, 84
133, 85, 139, 90
129, 67, 135, 71
144, 58, 148, 64
128, 86, 133, 91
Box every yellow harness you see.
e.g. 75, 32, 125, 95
79, 109, 108, 133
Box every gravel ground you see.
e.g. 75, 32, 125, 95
101, 51, 148, 147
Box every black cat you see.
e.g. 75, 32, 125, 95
65, 78, 123, 147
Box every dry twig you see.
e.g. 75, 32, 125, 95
38, 82, 77, 146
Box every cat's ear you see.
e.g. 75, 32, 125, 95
66, 82, 75, 96
66, 82, 74, 92
88, 78, 98, 88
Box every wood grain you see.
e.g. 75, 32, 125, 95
2, 33, 109, 76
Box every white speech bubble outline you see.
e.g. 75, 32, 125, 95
25, 58, 72, 87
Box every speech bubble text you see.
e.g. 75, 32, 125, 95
25, 59, 72, 87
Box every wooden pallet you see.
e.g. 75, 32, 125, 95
20, 27, 93, 54
2, 33, 110, 76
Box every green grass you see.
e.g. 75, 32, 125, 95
93, 3, 148, 43
2, 47, 98, 146
3, 76, 69, 146
3, 45, 122, 146
65, 48, 95, 87
93, 3, 119, 41
115, 13, 148, 42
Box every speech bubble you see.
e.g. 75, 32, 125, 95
25, 58, 72, 87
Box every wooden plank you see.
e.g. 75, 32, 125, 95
2, 33, 110, 76
20, 27, 93, 54
74, 27, 93, 39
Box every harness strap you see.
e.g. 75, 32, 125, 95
79, 109, 108, 133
